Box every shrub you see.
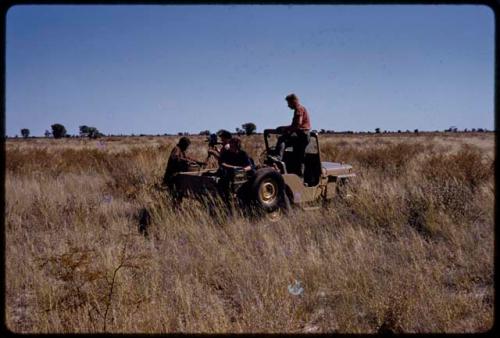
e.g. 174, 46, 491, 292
241, 123, 257, 135
51, 124, 67, 139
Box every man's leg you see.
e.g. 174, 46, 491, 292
295, 132, 310, 177
275, 135, 286, 160
216, 169, 233, 216
275, 134, 293, 161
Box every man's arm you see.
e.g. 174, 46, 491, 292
220, 152, 253, 171
208, 146, 221, 159
287, 110, 303, 133
175, 148, 205, 165
221, 162, 252, 171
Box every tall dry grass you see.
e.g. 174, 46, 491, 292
5, 133, 494, 333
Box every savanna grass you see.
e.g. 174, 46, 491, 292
5, 132, 494, 333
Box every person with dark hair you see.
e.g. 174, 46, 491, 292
274, 93, 312, 176
219, 137, 253, 172
162, 137, 204, 204
217, 137, 254, 211
207, 129, 233, 163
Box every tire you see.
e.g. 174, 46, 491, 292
250, 169, 285, 212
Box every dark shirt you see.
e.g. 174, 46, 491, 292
162, 146, 190, 185
220, 150, 252, 168
291, 104, 311, 131
216, 145, 230, 165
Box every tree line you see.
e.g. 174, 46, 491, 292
17, 124, 104, 139
13, 122, 491, 139
15, 122, 258, 139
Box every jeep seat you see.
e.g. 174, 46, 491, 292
303, 153, 321, 186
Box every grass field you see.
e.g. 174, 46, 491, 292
5, 132, 494, 333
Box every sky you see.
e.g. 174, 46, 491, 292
5, 4, 495, 136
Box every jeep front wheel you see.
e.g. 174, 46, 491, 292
251, 169, 285, 212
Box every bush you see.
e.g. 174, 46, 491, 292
241, 123, 257, 135
80, 126, 102, 138
51, 124, 67, 139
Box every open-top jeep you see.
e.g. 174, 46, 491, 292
171, 129, 355, 219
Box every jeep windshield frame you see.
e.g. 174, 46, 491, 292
263, 129, 320, 156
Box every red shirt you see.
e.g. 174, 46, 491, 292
291, 104, 311, 131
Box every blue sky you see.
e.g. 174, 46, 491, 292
5, 5, 495, 136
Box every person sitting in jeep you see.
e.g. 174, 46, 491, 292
217, 137, 255, 210
273, 93, 311, 176
207, 129, 232, 163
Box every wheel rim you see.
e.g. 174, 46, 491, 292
259, 179, 277, 205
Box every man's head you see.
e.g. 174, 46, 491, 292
218, 129, 232, 144
285, 93, 299, 110
178, 136, 191, 151
228, 137, 242, 153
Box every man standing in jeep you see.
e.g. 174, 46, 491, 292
274, 93, 311, 175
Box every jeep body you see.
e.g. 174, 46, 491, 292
171, 129, 355, 216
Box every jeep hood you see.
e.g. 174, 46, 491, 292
321, 161, 355, 177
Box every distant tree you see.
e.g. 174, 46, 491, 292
319, 129, 326, 134
241, 122, 257, 136
375, 127, 381, 134
177, 132, 184, 136
471, 128, 476, 132
44, 130, 51, 138
477, 128, 484, 132
199, 130, 210, 136
414, 129, 419, 134
79, 125, 90, 137
51, 124, 67, 139
397, 130, 401, 133
21, 128, 30, 138
79, 125, 101, 138
89, 127, 102, 138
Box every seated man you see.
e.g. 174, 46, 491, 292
206, 129, 232, 166
217, 137, 254, 210
274, 93, 311, 176
162, 137, 204, 206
